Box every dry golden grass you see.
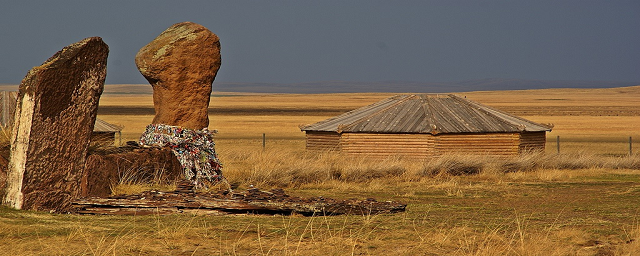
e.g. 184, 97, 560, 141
2, 161, 640, 255
218, 146, 640, 189
462, 85, 640, 108
98, 86, 640, 152
2, 86, 640, 255
98, 94, 153, 107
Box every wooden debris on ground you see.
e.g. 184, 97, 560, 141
71, 181, 406, 216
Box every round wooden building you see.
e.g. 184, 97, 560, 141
300, 94, 552, 158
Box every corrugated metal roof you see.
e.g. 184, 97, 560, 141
301, 94, 552, 134
93, 118, 122, 132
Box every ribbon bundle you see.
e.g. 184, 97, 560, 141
139, 124, 223, 183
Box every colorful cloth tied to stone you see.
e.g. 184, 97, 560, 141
139, 124, 223, 183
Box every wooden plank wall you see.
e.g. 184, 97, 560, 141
519, 131, 546, 153
0, 91, 17, 127
306, 131, 341, 151
433, 133, 521, 156
306, 131, 547, 158
340, 133, 435, 158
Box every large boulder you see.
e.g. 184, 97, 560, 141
135, 21, 221, 130
2, 37, 108, 212
82, 147, 183, 197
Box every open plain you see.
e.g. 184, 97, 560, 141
1, 85, 640, 255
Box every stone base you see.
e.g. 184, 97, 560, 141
82, 146, 183, 197
1, 145, 183, 211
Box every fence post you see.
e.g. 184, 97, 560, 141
556, 136, 560, 154
630, 136, 633, 156
262, 133, 266, 150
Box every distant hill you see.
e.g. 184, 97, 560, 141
2, 79, 638, 94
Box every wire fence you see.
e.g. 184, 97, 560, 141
547, 136, 635, 156
255, 133, 636, 157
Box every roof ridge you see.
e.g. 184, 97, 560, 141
449, 94, 524, 130
299, 95, 401, 131
94, 118, 123, 132
420, 94, 445, 134
337, 94, 417, 133
449, 94, 550, 131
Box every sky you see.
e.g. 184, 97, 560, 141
0, 1, 639, 85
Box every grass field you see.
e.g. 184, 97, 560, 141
2, 85, 640, 255
98, 86, 640, 155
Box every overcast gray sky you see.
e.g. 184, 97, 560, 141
1, 1, 638, 85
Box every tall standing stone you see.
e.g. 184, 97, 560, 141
2, 37, 108, 212
135, 21, 221, 130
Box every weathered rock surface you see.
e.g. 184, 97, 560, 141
0, 152, 7, 194
135, 22, 221, 130
2, 37, 108, 212
0, 144, 11, 194
82, 146, 183, 197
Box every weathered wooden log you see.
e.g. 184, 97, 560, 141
72, 188, 406, 216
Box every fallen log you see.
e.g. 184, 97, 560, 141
71, 186, 406, 216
